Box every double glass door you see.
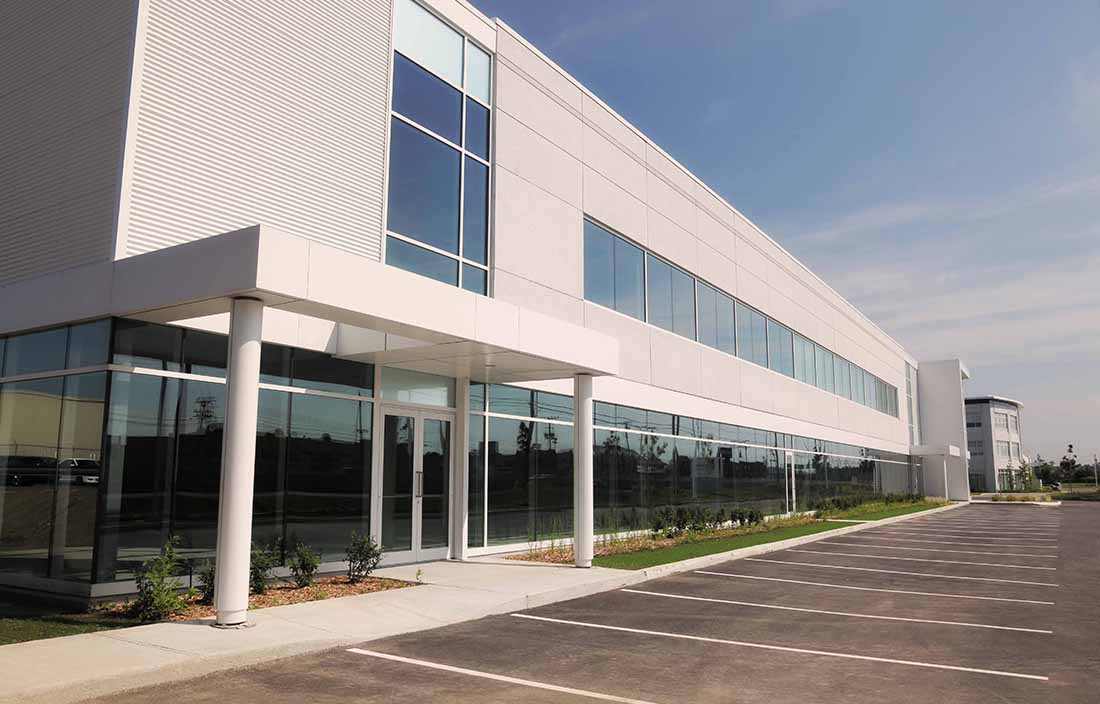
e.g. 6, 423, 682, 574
784, 452, 797, 514
380, 410, 452, 562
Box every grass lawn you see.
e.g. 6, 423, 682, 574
826, 501, 945, 521
0, 605, 140, 646
592, 520, 848, 570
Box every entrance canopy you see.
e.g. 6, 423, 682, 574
0, 225, 620, 384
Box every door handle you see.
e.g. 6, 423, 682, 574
416, 472, 424, 498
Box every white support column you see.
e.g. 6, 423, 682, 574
214, 297, 264, 626
942, 456, 950, 502
451, 377, 470, 560
573, 374, 594, 568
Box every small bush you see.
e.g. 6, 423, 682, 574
287, 542, 321, 588
197, 559, 216, 605
746, 508, 764, 525
134, 536, 186, 621
346, 531, 382, 583
250, 542, 279, 595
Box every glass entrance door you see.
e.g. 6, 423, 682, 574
380, 410, 452, 562
784, 452, 796, 514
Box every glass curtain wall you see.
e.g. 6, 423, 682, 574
92, 321, 376, 583
467, 383, 919, 549
0, 321, 109, 582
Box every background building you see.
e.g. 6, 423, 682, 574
0, 0, 968, 611
965, 396, 1026, 492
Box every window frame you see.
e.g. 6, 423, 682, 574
384, 11, 494, 294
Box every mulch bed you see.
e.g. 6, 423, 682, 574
100, 575, 415, 622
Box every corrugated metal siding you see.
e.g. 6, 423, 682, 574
122, 0, 391, 262
0, 0, 136, 285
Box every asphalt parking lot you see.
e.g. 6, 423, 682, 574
98, 503, 1099, 704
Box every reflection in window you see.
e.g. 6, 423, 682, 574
463, 157, 489, 266
387, 118, 461, 254
468, 414, 485, 547
814, 345, 835, 394
647, 255, 695, 339
66, 320, 110, 369
392, 52, 462, 144
3, 327, 67, 376
735, 302, 768, 367
794, 334, 815, 385
583, 221, 644, 321
386, 236, 459, 286
767, 320, 794, 378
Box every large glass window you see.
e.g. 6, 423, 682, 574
697, 282, 734, 354
3, 327, 67, 376
583, 221, 644, 321
851, 363, 866, 405
766, 320, 794, 377
814, 345, 835, 393
388, 0, 492, 293
286, 395, 372, 561
647, 255, 695, 339
793, 334, 815, 385
387, 118, 461, 254
392, 53, 462, 144
735, 302, 768, 367
66, 320, 110, 369
834, 355, 851, 399
468, 414, 485, 547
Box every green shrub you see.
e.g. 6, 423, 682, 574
747, 508, 764, 525
346, 531, 382, 583
287, 542, 321, 588
133, 536, 186, 621
197, 559, 216, 605
250, 542, 279, 595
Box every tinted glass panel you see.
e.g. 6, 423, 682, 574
697, 282, 718, 349
815, 345, 835, 393
172, 380, 225, 561
392, 53, 462, 144
487, 417, 531, 544
716, 292, 735, 355
182, 329, 227, 378
767, 320, 794, 377
260, 343, 292, 386
465, 98, 489, 159
647, 255, 673, 333
387, 118, 461, 253
386, 236, 459, 285
292, 350, 373, 397
287, 395, 372, 560
613, 235, 645, 320
467, 414, 485, 547
66, 320, 110, 369
3, 327, 67, 376
253, 389, 290, 548
670, 265, 696, 339
794, 334, 815, 384
461, 264, 487, 295
834, 356, 851, 399
466, 43, 492, 104
462, 157, 489, 263
112, 319, 182, 371
393, 0, 463, 87
488, 384, 532, 416
735, 303, 768, 367
96, 373, 180, 582
421, 418, 450, 549
0, 377, 64, 578
54, 373, 106, 580
584, 221, 614, 309
851, 363, 866, 404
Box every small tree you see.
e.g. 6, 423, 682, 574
134, 536, 186, 621
346, 531, 382, 583
250, 541, 279, 595
287, 542, 321, 588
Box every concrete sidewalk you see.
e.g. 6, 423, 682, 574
0, 502, 962, 704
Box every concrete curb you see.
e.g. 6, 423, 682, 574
2, 502, 962, 704
969, 499, 1062, 506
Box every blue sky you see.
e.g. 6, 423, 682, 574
470, 0, 1100, 463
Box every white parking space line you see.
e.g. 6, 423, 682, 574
620, 589, 1053, 634
839, 535, 1059, 551
346, 648, 661, 704
914, 521, 1061, 529
881, 527, 1058, 537
511, 614, 1048, 681
786, 548, 1057, 570
874, 530, 1057, 542
819, 541, 1058, 559
745, 558, 1059, 586
694, 571, 1056, 605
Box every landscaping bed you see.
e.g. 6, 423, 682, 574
822, 498, 946, 520
508, 515, 844, 570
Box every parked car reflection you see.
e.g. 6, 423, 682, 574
0, 457, 101, 485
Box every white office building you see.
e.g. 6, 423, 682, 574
0, 0, 970, 622
965, 397, 1026, 492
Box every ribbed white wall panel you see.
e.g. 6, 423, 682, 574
0, 0, 136, 285
121, 0, 391, 262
